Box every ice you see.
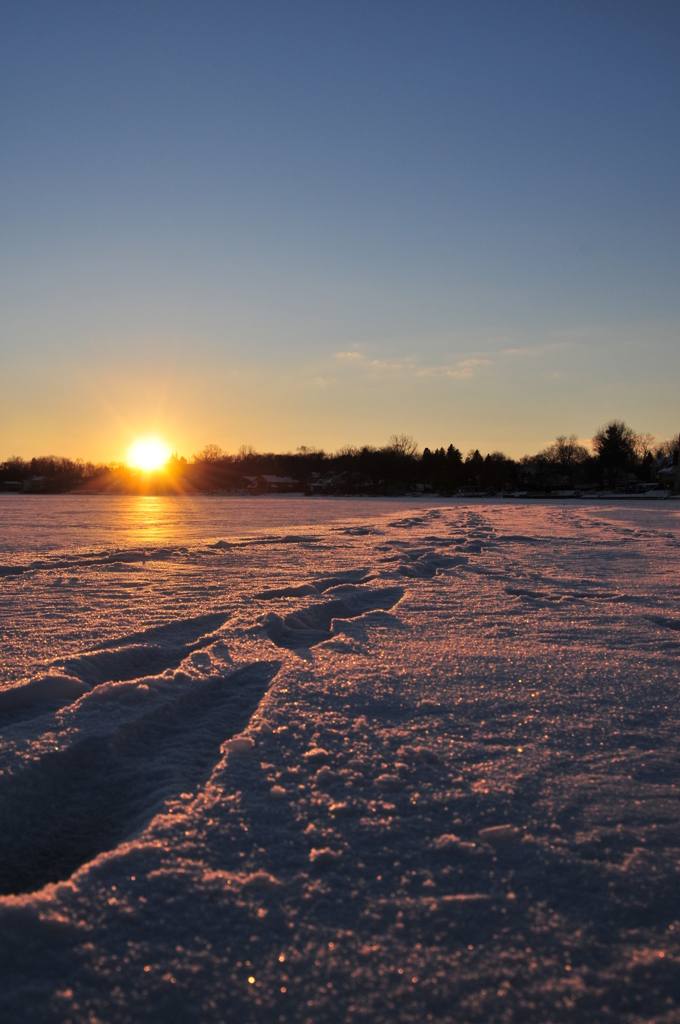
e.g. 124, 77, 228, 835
0, 495, 679, 1021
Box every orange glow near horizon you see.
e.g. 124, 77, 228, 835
127, 437, 171, 472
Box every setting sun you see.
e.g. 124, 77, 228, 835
127, 437, 171, 472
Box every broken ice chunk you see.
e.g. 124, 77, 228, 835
242, 871, 280, 890
478, 825, 520, 842
223, 736, 256, 755
374, 774, 401, 791
432, 833, 477, 852
303, 747, 330, 764
309, 847, 342, 869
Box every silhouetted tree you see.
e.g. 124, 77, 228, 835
387, 434, 418, 458
593, 420, 637, 487
193, 444, 227, 463
421, 444, 463, 493
463, 450, 484, 489
479, 452, 517, 491
527, 435, 593, 490
655, 434, 680, 459
5, 420, 674, 495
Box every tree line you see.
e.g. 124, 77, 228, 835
1, 421, 678, 495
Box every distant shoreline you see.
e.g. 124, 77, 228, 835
1, 489, 677, 501
3, 425, 678, 497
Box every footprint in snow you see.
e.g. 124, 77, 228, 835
262, 586, 404, 650
0, 661, 280, 897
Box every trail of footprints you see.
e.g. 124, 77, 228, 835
3, 506, 668, 896
0, 509, 494, 894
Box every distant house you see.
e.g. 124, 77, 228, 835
309, 471, 347, 493
244, 474, 297, 494
261, 475, 295, 491
22, 476, 46, 493
656, 463, 679, 491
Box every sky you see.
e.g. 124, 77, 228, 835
1, 1, 679, 462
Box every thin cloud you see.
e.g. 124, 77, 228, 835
333, 350, 493, 381
500, 343, 570, 358
445, 358, 493, 379
455, 357, 492, 369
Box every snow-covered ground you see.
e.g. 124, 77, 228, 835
1, 495, 679, 1023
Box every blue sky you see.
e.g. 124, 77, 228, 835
1, 1, 678, 460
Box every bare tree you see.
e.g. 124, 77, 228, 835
534, 436, 591, 484
633, 433, 656, 462
193, 443, 226, 463
237, 444, 257, 460
296, 445, 325, 457
387, 434, 418, 458
655, 434, 680, 459
335, 444, 360, 458
549, 435, 590, 470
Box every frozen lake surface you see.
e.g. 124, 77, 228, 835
1, 495, 679, 1023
